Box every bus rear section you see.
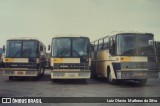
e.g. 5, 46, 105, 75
91, 33, 159, 85
3, 38, 46, 80
50, 36, 91, 79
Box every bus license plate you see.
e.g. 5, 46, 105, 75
17, 71, 23, 75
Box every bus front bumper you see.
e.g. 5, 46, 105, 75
51, 70, 91, 79
3, 69, 38, 77
116, 70, 159, 79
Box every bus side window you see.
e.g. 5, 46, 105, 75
93, 42, 98, 60
109, 37, 116, 55
94, 45, 97, 51
103, 43, 108, 49
94, 41, 98, 51
98, 39, 103, 50
112, 36, 116, 55
103, 37, 109, 49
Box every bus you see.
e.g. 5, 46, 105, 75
91, 32, 159, 85
3, 37, 46, 80
49, 36, 91, 80
155, 41, 160, 69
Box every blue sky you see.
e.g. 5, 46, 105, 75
0, 0, 160, 47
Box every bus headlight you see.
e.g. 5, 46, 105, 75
4, 71, 14, 75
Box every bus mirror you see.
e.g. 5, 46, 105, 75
3, 45, 5, 52
48, 45, 50, 50
40, 46, 43, 51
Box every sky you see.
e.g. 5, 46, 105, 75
0, 0, 160, 48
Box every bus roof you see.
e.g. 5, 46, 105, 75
91, 32, 153, 43
110, 32, 153, 36
7, 37, 40, 41
52, 34, 89, 39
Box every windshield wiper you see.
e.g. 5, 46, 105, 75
72, 49, 81, 57
59, 48, 70, 57
12, 50, 21, 58
122, 45, 155, 56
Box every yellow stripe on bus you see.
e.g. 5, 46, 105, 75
120, 56, 147, 62
4, 58, 29, 63
120, 57, 131, 62
52, 58, 80, 63
4, 58, 14, 62
53, 58, 63, 63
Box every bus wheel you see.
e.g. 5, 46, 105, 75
138, 79, 147, 86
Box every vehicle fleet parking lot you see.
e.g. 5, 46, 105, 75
0, 69, 160, 106
0, 69, 160, 97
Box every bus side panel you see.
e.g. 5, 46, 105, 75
96, 50, 117, 78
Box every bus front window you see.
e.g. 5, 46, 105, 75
22, 41, 38, 58
72, 38, 89, 57
117, 34, 155, 56
6, 40, 38, 58
6, 41, 22, 58
52, 38, 71, 57
52, 38, 89, 57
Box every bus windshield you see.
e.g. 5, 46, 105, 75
6, 40, 38, 58
117, 34, 155, 56
52, 37, 89, 57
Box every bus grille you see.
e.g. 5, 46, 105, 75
5, 63, 37, 69
54, 63, 89, 70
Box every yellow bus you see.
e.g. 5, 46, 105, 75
3, 37, 46, 80
91, 32, 159, 85
49, 36, 91, 80
155, 41, 160, 66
